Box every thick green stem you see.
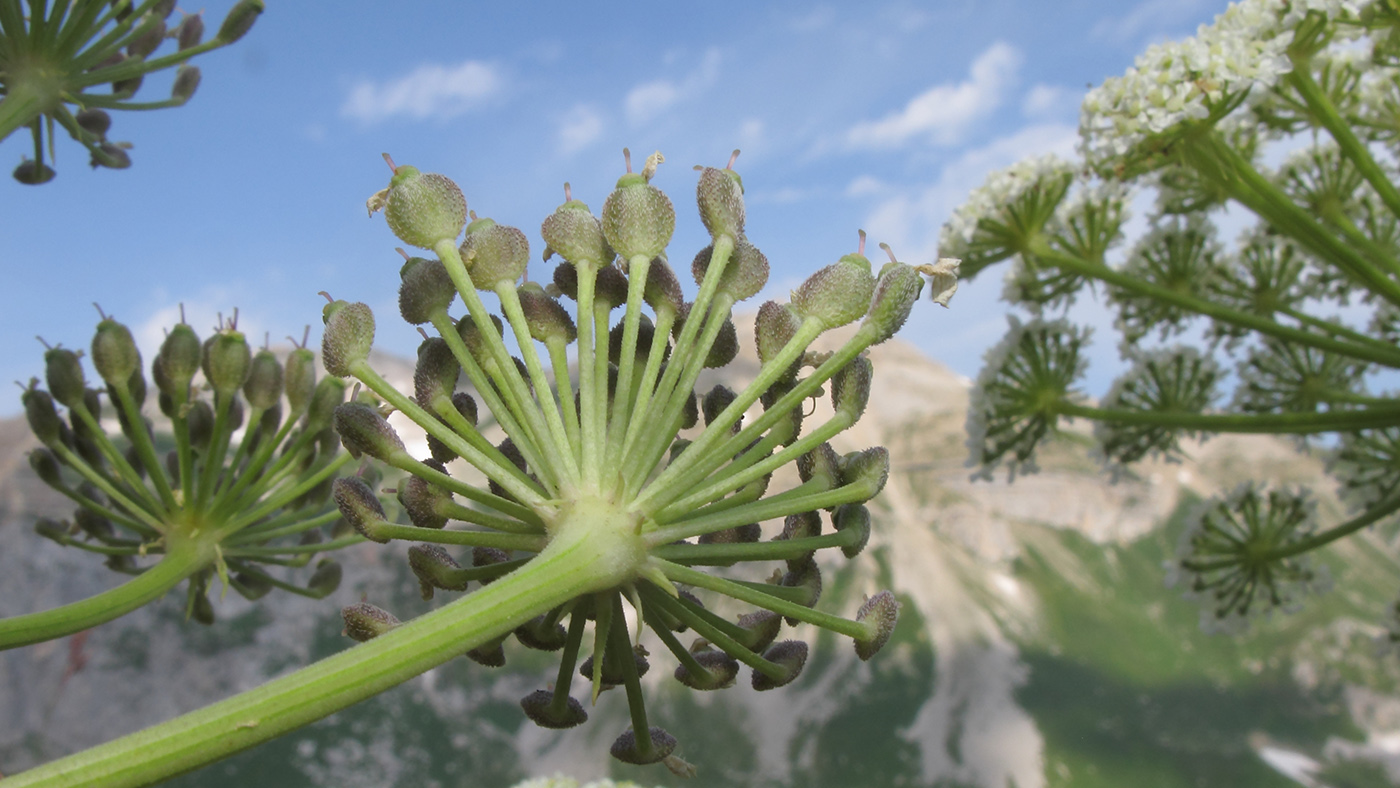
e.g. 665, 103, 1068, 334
3, 517, 636, 788
0, 537, 212, 650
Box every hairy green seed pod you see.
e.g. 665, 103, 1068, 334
321, 302, 375, 378
23, 386, 63, 445
400, 464, 450, 530
34, 518, 69, 543
460, 218, 530, 288
455, 313, 504, 370
398, 256, 456, 324
833, 503, 871, 559
44, 349, 86, 408
755, 300, 804, 383
737, 609, 782, 653
202, 330, 251, 394
90, 143, 132, 170
701, 385, 737, 429
307, 559, 342, 598
231, 572, 272, 601
517, 281, 576, 343
854, 591, 901, 661
520, 689, 589, 730
28, 449, 63, 488
13, 160, 56, 185
243, 349, 283, 410
172, 65, 200, 104
780, 557, 823, 613
284, 347, 317, 414
380, 165, 467, 250
158, 323, 202, 398
303, 376, 348, 433
863, 263, 924, 345
841, 446, 890, 497
185, 398, 214, 449
674, 648, 740, 690
705, 316, 738, 369
128, 19, 167, 58
798, 442, 842, 489
752, 641, 808, 691
342, 602, 400, 642
92, 318, 140, 388
216, 0, 264, 44
408, 543, 466, 598
75, 108, 111, 138
696, 163, 745, 239
610, 727, 678, 766
640, 257, 682, 315
691, 240, 769, 303
334, 402, 404, 461
602, 164, 676, 261
791, 254, 875, 329
831, 355, 873, 421
176, 12, 205, 50
332, 476, 388, 543
778, 511, 822, 567
515, 615, 568, 651
541, 197, 613, 265
413, 337, 460, 410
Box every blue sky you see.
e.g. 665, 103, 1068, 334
1, 0, 1226, 417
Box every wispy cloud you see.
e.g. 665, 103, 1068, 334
845, 42, 1022, 149
556, 104, 606, 155
1021, 84, 1077, 119
1091, 0, 1213, 45
624, 48, 722, 125
342, 61, 502, 123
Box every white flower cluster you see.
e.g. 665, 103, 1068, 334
1079, 0, 1375, 169
937, 154, 1076, 255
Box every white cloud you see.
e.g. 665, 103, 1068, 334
1021, 84, 1076, 118
846, 175, 884, 197
845, 42, 1022, 149
342, 61, 501, 123
624, 48, 722, 125
557, 104, 605, 155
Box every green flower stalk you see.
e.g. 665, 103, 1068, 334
0, 0, 264, 184
3, 308, 356, 649
1, 150, 954, 786
947, 0, 1400, 631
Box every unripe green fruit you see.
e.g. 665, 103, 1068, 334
798, 442, 842, 489
334, 402, 404, 461
542, 198, 613, 265
515, 615, 569, 651
692, 239, 769, 302
517, 282, 576, 343
202, 330, 251, 394
854, 590, 901, 660
602, 173, 675, 261
644, 258, 682, 314
321, 302, 375, 378
307, 559, 343, 598
23, 387, 63, 445
45, 349, 86, 408
243, 349, 283, 410
216, 0, 263, 45
284, 347, 317, 413
158, 323, 202, 396
176, 13, 205, 50
29, 449, 63, 488
413, 337, 460, 410
333, 476, 389, 543
520, 690, 589, 730
696, 164, 745, 239
841, 446, 890, 497
342, 602, 400, 642
831, 356, 873, 421
400, 466, 450, 530
752, 640, 808, 691
92, 319, 140, 387
409, 543, 466, 598
674, 648, 741, 691
398, 256, 456, 325
863, 263, 924, 344
609, 727, 678, 766
171, 65, 200, 103
791, 256, 875, 329
76, 108, 111, 138
185, 398, 214, 449
833, 503, 871, 559
303, 376, 348, 433
382, 165, 467, 250
755, 301, 804, 384
459, 218, 530, 288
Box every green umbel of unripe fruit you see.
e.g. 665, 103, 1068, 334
863, 263, 924, 344
321, 302, 375, 378
374, 160, 467, 250
398, 256, 456, 325
244, 349, 283, 410
602, 152, 675, 261
791, 253, 876, 330
92, 318, 140, 388
854, 590, 901, 661
158, 323, 202, 398
44, 349, 86, 408
342, 602, 401, 642
202, 330, 251, 395
695, 154, 745, 239
460, 217, 530, 288
542, 193, 614, 265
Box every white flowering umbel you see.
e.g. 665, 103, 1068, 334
945, 0, 1400, 631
